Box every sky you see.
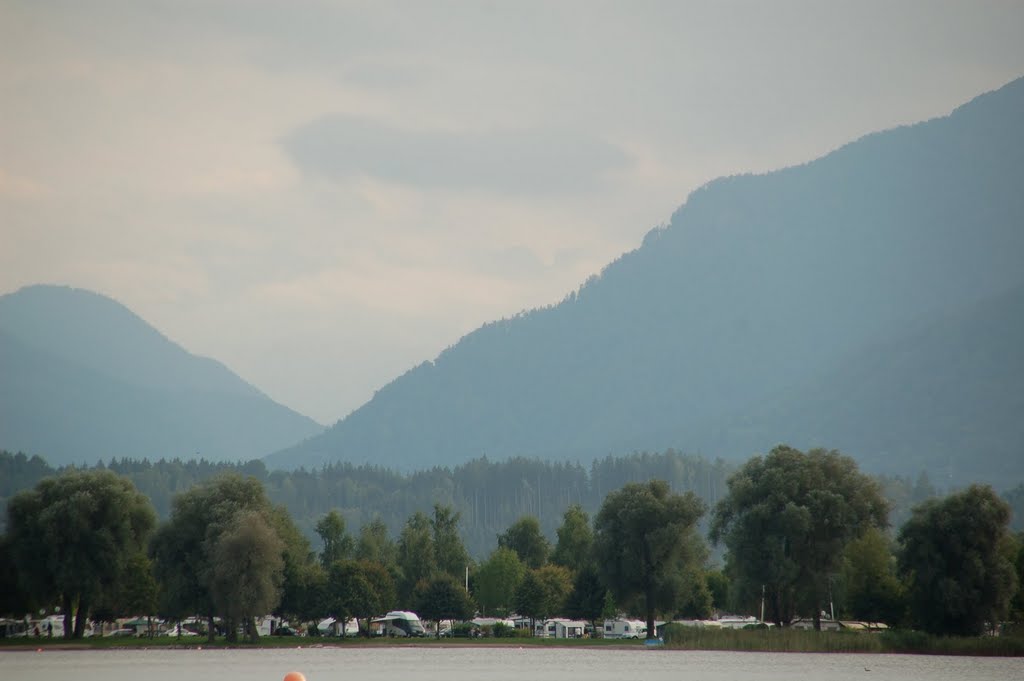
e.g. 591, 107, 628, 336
2, 1, 1023, 425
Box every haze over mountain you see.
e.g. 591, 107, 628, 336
266, 77, 1024, 483
0, 285, 323, 466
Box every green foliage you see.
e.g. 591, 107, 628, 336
498, 516, 550, 569
839, 527, 904, 625
474, 546, 525, 617
101, 551, 159, 623
1011, 532, 1024, 623
491, 621, 518, 637
355, 517, 397, 568
266, 505, 316, 624
5, 469, 156, 637
211, 510, 285, 642
674, 566, 714, 619
356, 559, 397, 631
662, 623, 1024, 655
326, 559, 379, 631
535, 564, 573, 617
513, 570, 548, 632
711, 446, 889, 628
594, 479, 706, 638
431, 504, 470, 579
0, 534, 34, 615
704, 569, 729, 612
898, 484, 1018, 635
550, 504, 593, 571
148, 474, 291, 642
564, 565, 605, 624
396, 511, 434, 603
316, 510, 353, 568
415, 574, 475, 635
600, 589, 617, 621
1, 449, 735, 559
280, 560, 328, 629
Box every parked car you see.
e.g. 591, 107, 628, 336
105, 628, 135, 638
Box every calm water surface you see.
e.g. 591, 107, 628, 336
2, 646, 1022, 681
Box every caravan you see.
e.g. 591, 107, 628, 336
603, 618, 647, 639
372, 611, 426, 637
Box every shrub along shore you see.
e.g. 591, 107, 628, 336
661, 624, 1024, 656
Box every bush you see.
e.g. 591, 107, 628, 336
492, 622, 518, 638
451, 622, 478, 638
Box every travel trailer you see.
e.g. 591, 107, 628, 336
317, 617, 360, 636
533, 618, 587, 638
603, 618, 647, 639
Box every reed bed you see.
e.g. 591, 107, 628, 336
661, 624, 1024, 656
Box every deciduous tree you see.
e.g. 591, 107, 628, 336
840, 527, 904, 625
474, 546, 526, 617
594, 479, 706, 638
356, 517, 397, 568
513, 569, 547, 634
397, 511, 434, 603
326, 559, 378, 636
210, 510, 285, 642
6, 470, 156, 638
316, 510, 354, 569
537, 564, 573, 615
564, 565, 605, 629
415, 574, 474, 637
150, 474, 292, 642
551, 505, 593, 571
898, 484, 1017, 635
431, 504, 470, 580
711, 446, 888, 629
498, 516, 550, 569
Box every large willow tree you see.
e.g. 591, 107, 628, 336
594, 479, 707, 638
6, 470, 156, 637
150, 474, 306, 642
898, 484, 1017, 635
711, 446, 889, 629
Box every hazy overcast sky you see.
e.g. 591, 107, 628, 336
3, 1, 1023, 424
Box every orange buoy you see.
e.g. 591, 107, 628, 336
284, 672, 307, 681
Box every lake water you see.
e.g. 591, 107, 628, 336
2, 646, 1022, 681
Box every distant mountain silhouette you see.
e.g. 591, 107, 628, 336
0, 285, 322, 466
265, 76, 1024, 483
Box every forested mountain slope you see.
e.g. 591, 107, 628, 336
0, 285, 323, 466
703, 283, 1024, 484
267, 77, 1024, 480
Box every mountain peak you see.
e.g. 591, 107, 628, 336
0, 285, 323, 466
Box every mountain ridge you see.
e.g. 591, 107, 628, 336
0, 284, 323, 466
265, 76, 1024, 479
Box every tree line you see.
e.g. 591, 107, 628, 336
2, 448, 988, 558
2, 445, 1021, 641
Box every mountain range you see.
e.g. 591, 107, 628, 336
265, 76, 1024, 484
3, 78, 1022, 484
0, 285, 323, 466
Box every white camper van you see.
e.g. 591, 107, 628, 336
372, 611, 426, 637
603, 618, 647, 639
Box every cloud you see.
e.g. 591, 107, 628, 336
282, 115, 630, 195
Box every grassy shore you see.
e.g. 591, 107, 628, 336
4, 629, 1022, 656
0, 634, 643, 650
661, 624, 1024, 656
